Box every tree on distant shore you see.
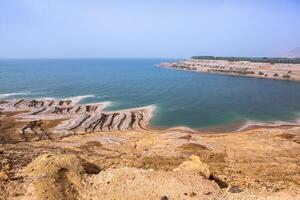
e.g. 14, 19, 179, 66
191, 56, 300, 64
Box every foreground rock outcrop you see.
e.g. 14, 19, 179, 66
18, 153, 221, 200
21, 154, 101, 200
174, 155, 211, 179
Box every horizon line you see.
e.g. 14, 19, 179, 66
0, 57, 184, 60
0, 55, 299, 60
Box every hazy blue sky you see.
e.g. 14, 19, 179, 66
1, 0, 300, 58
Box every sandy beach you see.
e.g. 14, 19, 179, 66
0, 98, 300, 199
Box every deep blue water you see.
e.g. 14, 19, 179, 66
1, 58, 300, 130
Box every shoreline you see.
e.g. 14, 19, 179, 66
1, 97, 300, 134
161, 64, 300, 83
149, 120, 300, 135
160, 59, 300, 82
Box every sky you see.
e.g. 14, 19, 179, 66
0, 0, 300, 58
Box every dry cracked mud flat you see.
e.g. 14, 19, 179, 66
0, 98, 300, 199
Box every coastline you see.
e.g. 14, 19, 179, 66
160, 59, 300, 82
1, 97, 300, 134
161, 64, 300, 83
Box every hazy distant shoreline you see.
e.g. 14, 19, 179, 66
160, 57, 300, 81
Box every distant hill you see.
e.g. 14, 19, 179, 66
282, 47, 300, 58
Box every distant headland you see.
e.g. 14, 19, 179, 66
160, 56, 300, 81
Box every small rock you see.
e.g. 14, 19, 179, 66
227, 185, 241, 193
0, 171, 9, 181
133, 153, 141, 158
189, 192, 196, 197
179, 135, 192, 140
12, 192, 22, 197
203, 191, 212, 195
174, 155, 211, 179
3, 164, 11, 171
160, 195, 168, 200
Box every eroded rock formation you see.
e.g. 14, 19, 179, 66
0, 98, 153, 141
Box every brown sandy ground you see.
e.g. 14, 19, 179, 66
0, 112, 300, 199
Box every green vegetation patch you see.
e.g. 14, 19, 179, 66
191, 56, 300, 64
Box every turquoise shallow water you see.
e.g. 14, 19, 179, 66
1, 58, 300, 130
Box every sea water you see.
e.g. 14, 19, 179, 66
1, 58, 300, 130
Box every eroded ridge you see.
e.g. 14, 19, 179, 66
0, 99, 108, 120
0, 98, 153, 141
0, 99, 73, 112
55, 109, 150, 135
